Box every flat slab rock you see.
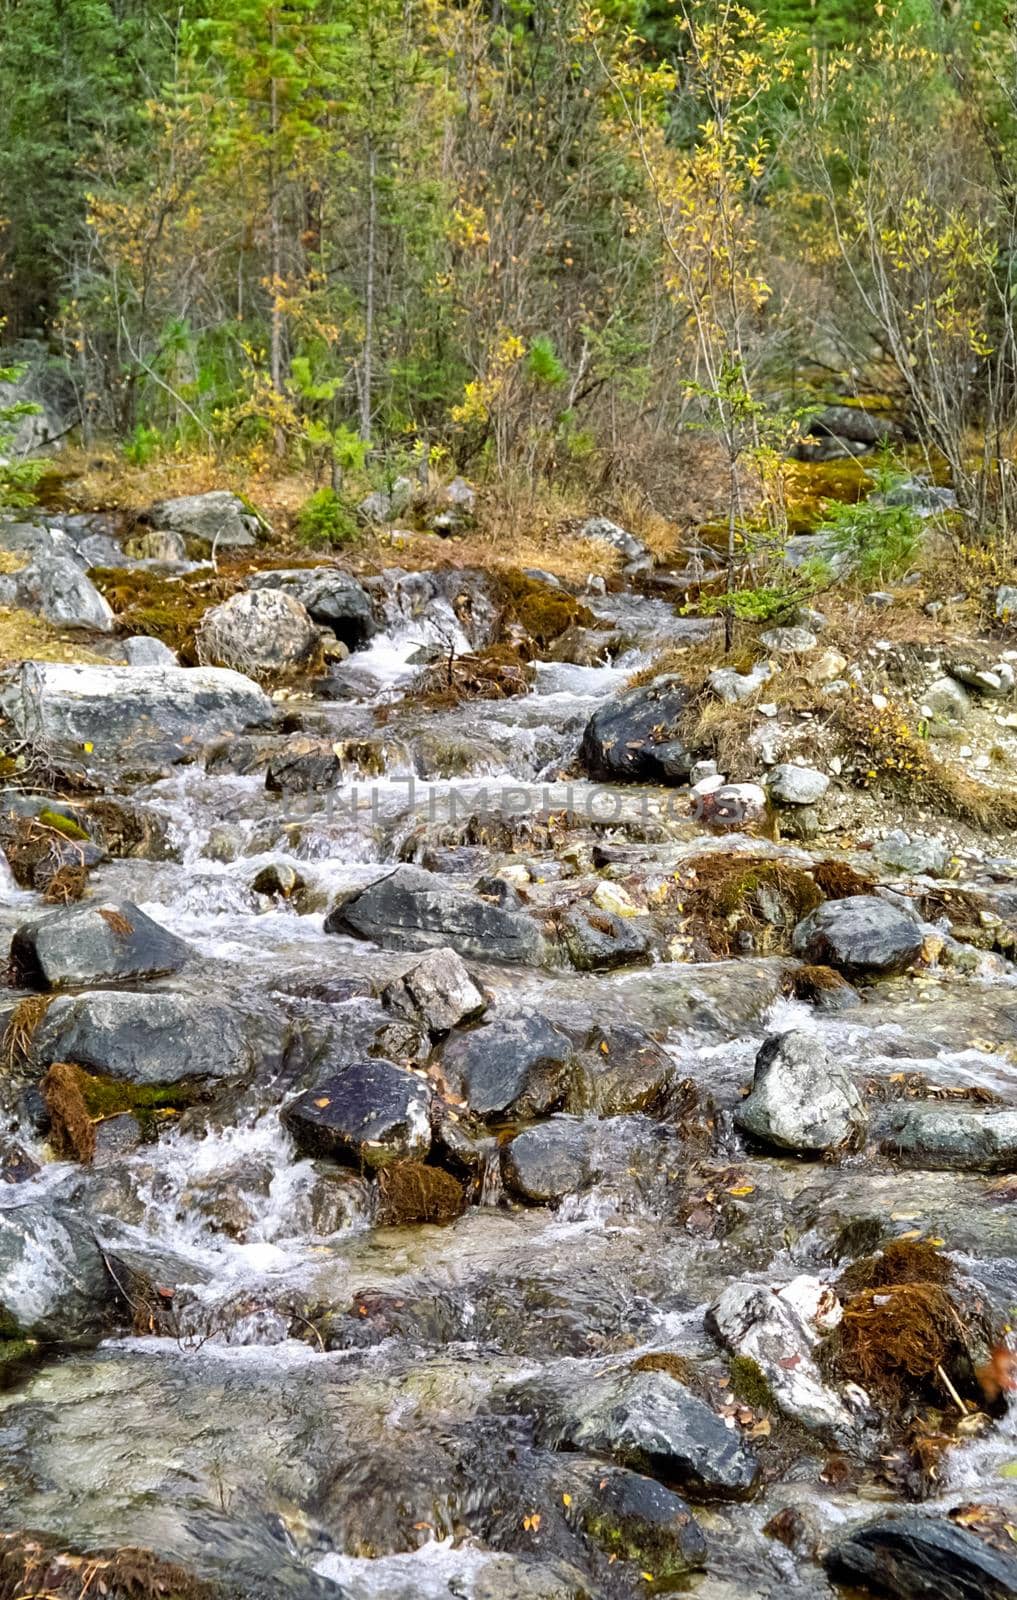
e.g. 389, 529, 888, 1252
0, 662, 275, 758
31, 989, 286, 1088
505, 1368, 760, 1501
885, 1105, 1017, 1173
9, 900, 191, 990
826, 1515, 1017, 1600
325, 864, 548, 966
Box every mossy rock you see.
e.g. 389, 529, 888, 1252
493, 569, 597, 646
729, 1353, 777, 1410
89, 566, 247, 663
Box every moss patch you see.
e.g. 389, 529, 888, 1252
41, 1060, 190, 1161
0, 811, 94, 900
677, 854, 824, 958
406, 644, 535, 708
492, 569, 597, 646
90, 565, 247, 662
376, 1162, 466, 1225
728, 1354, 777, 1410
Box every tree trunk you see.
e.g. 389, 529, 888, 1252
360, 138, 377, 443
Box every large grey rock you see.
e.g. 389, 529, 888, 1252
578, 516, 647, 563
325, 865, 548, 966
9, 900, 191, 990
707, 1280, 864, 1444
793, 894, 924, 976
507, 1368, 760, 1501
0, 662, 275, 758
578, 676, 694, 784
566, 1022, 673, 1115
0, 348, 71, 453
246, 568, 376, 649
0, 1198, 115, 1340
0, 555, 114, 631
735, 1030, 867, 1154
826, 1515, 1017, 1600
884, 1106, 1017, 1173
283, 1059, 431, 1169
766, 764, 829, 806
381, 946, 486, 1034
501, 1119, 595, 1202
32, 990, 282, 1089
147, 491, 260, 550
439, 1015, 574, 1120
196, 587, 320, 678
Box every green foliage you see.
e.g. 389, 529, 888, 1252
0, 365, 43, 508
295, 489, 359, 548
691, 585, 804, 623
815, 481, 924, 584
123, 424, 163, 467
526, 336, 568, 387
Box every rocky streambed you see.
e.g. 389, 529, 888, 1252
0, 498, 1016, 1599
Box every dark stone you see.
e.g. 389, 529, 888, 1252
264, 738, 343, 792
439, 1015, 574, 1120
793, 895, 924, 977
826, 1515, 1017, 1600
559, 903, 652, 972
507, 1368, 760, 1502
0, 1141, 40, 1184
282, 1059, 432, 1169
578, 676, 694, 784
32, 990, 284, 1090
9, 901, 192, 990
246, 568, 376, 649
808, 404, 894, 446
325, 865, 547, 966
501, 1119, 595, 1203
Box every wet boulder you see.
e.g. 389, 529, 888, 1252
501, 1118, 596, 1203
0, 1197, 116, 1341
578, 676, 694, 784
707, 1280, 866, 1444
884, 1106, 1017, 1173
381, 946, 486, 1035
793, 894, 924, 977
146, 490, 260, 550
734, 1030, 867, 1155
576, 1467, 706, 1580
325, 865, 548, 966
9, 900, 191, 990
507, 1368, 760, 1501
566, 1022, 673, 1115
439, 1014, 574, 1120
264, 737, 343, 792
283, 1058, 432, 1169
246, 568, 376, 649
0, 662, 275, 760
559, 902, 652, 972
32, 990, 283, 1090
195, 587, 321, 680
826, 1515, 1017, 1600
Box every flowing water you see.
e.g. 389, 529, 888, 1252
1, 572, 1016, 1598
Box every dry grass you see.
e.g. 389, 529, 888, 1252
376, 1162, 466, 1225
1, 994, 53, 1070
0, 606, 108, 666
42, 1060, 97, 1162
